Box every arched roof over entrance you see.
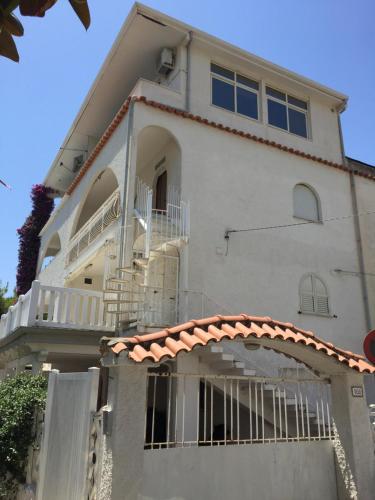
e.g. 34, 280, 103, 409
101, 314, 375, 375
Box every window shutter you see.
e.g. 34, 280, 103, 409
315, 295, 329, 316
300, 293, 314, 314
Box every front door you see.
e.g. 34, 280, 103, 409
155, 170, 167, 211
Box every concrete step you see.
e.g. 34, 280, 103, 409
103, 288, 145, 295
117, 267, 143, 276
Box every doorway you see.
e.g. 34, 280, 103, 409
155, 170, 167, 211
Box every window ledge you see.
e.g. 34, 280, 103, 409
293, 215, 323, 224
298, 310, 337, 318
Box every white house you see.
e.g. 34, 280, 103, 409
2, 4, 375, 497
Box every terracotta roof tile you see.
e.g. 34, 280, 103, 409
100, 314, 375, 374
65, 96, 375, 197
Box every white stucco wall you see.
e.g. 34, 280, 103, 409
37, 115, 130, 285
189, 42, 343, 164
133, 103, 368, 354
35, 41, 375, 357
141, 441, 337, 500
354, 174, 375, 329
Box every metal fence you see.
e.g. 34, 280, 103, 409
144, 372, 333, 449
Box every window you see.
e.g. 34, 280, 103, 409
211, 63, 259, 120
293, 184, 321, 222
266, 86, 308, 138
299, 274, 329, 316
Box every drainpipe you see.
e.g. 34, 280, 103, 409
185, 31, 193, 112
118, 99, 135, 272
337, 110, 371, 331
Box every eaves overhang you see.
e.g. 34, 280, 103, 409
43, 2, 348, 193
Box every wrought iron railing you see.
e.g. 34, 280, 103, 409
144, 372, 333, 449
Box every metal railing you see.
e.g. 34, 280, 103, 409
144, 372, 333, 449
67, 189, 121, 266
0, 281, 115, 339
134, 177, 189, 257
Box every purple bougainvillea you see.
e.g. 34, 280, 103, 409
16, 184, 54, 296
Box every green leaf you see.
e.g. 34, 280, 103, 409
68, 0, 90, 30
0, 28, 19, 61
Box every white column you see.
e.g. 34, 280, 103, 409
27, 280, 41, 325
176, 353, 200, 444
105, 363, 148, 500
330, 372, 375, 500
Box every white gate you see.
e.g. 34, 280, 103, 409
37, 368, 99, 500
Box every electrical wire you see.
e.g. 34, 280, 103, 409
225, 208, 375, 237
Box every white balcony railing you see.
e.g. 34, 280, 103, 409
67, 189, 121, 266
0, 281, 115, 339
134, 177, 189, 257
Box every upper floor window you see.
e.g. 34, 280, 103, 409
266, 86, 308, 138
211, 63, 259, 120
299, 274, 329, 316
293, 184, 321, 222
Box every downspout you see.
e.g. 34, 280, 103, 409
185, 31, 193, 112
337, 110, 371, 330
118, 98, 135, 272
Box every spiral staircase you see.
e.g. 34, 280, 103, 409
103, 178, 189, 330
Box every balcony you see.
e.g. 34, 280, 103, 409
66, 188, 121, 266
0, 280, 115, 340
130, 78, 184, 110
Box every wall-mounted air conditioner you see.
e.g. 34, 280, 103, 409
157, 48, 175, 76
73, 154, 85, 173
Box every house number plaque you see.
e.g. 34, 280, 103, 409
351, 386, 364, 398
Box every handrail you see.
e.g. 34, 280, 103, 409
134, 177, 189, 257
67, 189, 121, 265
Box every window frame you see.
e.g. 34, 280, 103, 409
299, 273, 330, 317
293, 183, 322, 223
210, 62, 260, 123
266, 85, 310, 139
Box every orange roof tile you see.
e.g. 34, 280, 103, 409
100, 314, 375, 374
65, 96, 375, 197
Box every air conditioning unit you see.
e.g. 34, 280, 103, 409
157, 48, 175, 76
73, 154, 85, 173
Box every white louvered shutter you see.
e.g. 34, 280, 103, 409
300, 275, 314, 314
313, 276, 329, 315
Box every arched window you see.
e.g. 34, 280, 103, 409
299, 274, 329, 316
293, 184, 321, 222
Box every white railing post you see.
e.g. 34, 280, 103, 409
14, 294, 24, 328
5, 306, 14, 334
27, 280, 41, 326
145, 189, 153, 258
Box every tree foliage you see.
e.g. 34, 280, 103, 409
16, 184, 54, 296
0, 373, 48, 499
0, 0, 90, 62
0, 281, 15, 316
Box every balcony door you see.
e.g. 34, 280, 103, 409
155, 170, 167, 211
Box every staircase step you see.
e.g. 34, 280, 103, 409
117, 267, 143, 276
104, 288, 145, 295
103, 299, 141, 304
107, 278, 146, 286
199, 345, 224, 357
133, 258, 148, 267
105, 309, 142, 315
225, 369, 256, 377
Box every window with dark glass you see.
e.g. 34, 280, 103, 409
211, 63, 259, 120
266, 86, 309, 138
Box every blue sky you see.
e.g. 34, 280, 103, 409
0, 0, 374, 293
